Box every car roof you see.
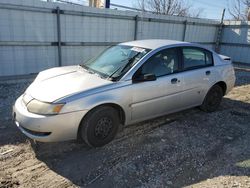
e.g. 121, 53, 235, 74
120, 39, 190, 50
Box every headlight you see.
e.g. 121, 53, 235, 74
27, 99, 65, 115
22, 93, 33, 105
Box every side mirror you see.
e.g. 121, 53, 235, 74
133, 73, 157, 83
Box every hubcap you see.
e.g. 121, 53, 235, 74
94, 117, 113, 139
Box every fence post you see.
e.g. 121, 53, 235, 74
134, 15, 139, 40
215, 9, 225, 53
56, 7, 62, 67
182, 20, 187, 41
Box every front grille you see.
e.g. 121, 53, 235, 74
20, 125, 51, 136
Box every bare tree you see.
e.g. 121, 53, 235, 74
228, 0, 250, 20
135, 0, 203, 18
189, 8, 204, 18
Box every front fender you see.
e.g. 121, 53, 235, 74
59, 83, 133, 124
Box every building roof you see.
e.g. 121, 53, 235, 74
120, 39, 189, 50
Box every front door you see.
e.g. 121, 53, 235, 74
130, 47, 183, 121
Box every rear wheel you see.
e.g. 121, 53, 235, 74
79, 106, 120, 147
200, 85, 223, 112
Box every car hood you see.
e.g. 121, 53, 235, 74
25, 65, 112, 102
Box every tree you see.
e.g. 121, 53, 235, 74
135, 0, 203, 18
228, 0, 250, 21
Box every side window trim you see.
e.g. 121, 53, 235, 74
180, 46, 214, 72
204, 50, 214, 65
133, 47, 182, 79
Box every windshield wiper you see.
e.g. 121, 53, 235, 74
107, 52, 140, 81
80, 64, 104, 78
80, 64, 97, 74
79, 64, 89, 70
107, 66, 124, 80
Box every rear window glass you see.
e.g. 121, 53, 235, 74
183, 48, 213, 69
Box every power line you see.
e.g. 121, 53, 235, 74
110, 3, 142, 11
190, 0, 226, 9
110, 3, 155, 13
54, 0, 88, 6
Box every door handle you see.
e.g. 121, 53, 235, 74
171, 78, 179, 84
206, 70, 211, 75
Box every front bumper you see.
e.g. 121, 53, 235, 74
13, 96, 87, 142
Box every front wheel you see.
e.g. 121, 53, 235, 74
200, 85, 223, 112
79, 106, 120, 147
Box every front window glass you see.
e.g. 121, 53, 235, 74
139, 48, 179, 77
81, 45, 150, 80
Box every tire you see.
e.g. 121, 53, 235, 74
79, 106, 120, 147
200, 85, 223, 112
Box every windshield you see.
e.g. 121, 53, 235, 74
81, 45, 150, 80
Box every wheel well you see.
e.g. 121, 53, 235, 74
80, 103, 125, 126
102, 103, 126, 125
215, 81, 227, 95
77, 103, 126, 141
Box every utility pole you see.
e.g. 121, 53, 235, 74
105, 0, 110, 8
248, 7, 250, 21
215, 8, 225, 53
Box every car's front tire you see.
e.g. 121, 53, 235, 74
200, 85, 223, 112
79, 106, 120, 147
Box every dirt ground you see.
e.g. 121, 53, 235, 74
0, 69, 250, 188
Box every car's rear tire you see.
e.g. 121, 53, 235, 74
79, 106, 120, 147
200, 85, 223, 112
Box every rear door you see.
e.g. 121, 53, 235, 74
180, 47, 216, 107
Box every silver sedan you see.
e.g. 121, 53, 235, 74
13, 39, 236, 147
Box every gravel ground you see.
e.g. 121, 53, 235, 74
0, 69, 250, 188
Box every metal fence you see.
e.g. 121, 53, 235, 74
220, 20, 250, 64
0, 0, 249, 77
